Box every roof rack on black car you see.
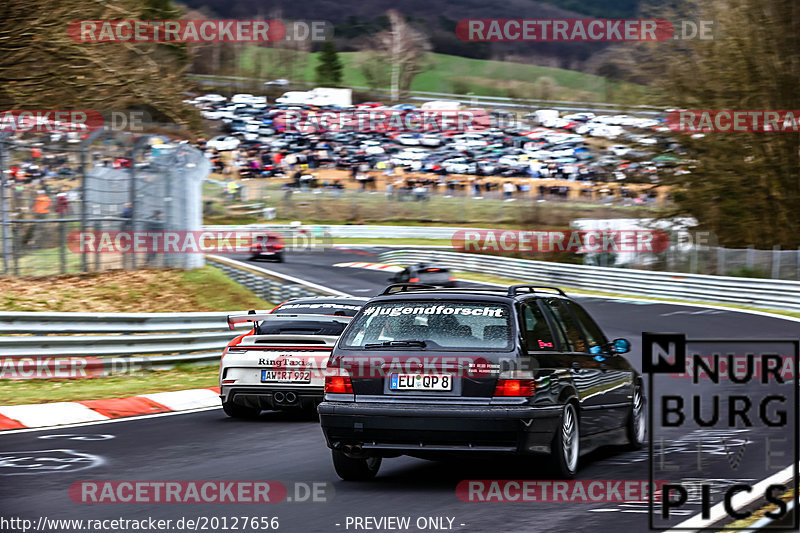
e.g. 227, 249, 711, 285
507, 285, 567, 297
381, 283, 440, 295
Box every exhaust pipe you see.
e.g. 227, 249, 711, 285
273, 392, 285, 403
285, 392, 297, 403
342, 444, 365, 457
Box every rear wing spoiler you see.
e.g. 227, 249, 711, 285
227, 313, 353, 331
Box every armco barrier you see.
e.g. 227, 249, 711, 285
378, 249, 800, 312
0, 256, 343, 373
202, 224, 463, 240
188, 74, 666, 115
205, 254, 348, 300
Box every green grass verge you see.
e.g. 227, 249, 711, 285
454, 271, 800, 319
0, 365, 219, 406
237, 49, 650, 103
0, 265, 273, 312
205, 182, 664, 227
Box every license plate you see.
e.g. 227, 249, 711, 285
261, 369, 311, 383
389, 373, 452, 391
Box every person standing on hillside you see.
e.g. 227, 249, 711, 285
33, 190, 51, 219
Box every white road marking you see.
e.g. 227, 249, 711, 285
38, 434, 115, 441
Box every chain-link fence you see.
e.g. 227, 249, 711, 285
665, 245, 800, 280
0, 130, 209, 276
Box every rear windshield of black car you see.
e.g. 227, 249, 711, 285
272, 303, 363, 317
256, 319, 348, 336
340, 301, 513, 350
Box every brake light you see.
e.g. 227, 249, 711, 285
325, 375, 353, 394
493, 379, 535, 397
449, 277, 456, 281
274, 243, 284, 250
408, 277, 420, 283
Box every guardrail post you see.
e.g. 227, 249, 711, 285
772, 245, 781, 279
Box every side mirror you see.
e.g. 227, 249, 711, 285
613, 338, 631, 354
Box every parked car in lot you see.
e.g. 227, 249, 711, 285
206, 135, 240, 151
318, 284, 644, 480
221, 297, 368, 418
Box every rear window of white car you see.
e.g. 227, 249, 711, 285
341, 301, 512, 350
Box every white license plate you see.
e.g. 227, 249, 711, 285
389, 373, 452, 391
261, 369, 311, 383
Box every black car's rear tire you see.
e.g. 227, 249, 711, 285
332, 450, 381, 481
275, 252, 285, 263
222, 401, 261, 419
626, 383, 646, 449
551, 403, 579, 479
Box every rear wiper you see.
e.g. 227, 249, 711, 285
363, 340, 427, 349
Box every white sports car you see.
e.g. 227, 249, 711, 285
219, 297, 368, 419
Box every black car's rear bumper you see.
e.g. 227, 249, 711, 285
318, 401, 562, 454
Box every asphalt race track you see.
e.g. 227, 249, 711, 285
1, 248, 797, 533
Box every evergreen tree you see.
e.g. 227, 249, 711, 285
315, 41, 343, 86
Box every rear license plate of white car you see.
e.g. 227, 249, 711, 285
389, 373, 452, 391
261, 370, 311, 383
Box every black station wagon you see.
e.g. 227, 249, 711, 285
318, 284, 645, 480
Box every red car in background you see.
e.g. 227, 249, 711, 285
249, 232, 285, 262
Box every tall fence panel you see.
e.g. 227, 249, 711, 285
0, 131, 209, 275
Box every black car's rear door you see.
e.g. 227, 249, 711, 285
539, 298, 619, 435
563, 300, 633, 426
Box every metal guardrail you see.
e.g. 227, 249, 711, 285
202, 224, 463, 240
205, 254, 349, 299
0, 311, 235, 334
379, 249, 800, 312
188, 74, 666, 115
0, 256, 344, 373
